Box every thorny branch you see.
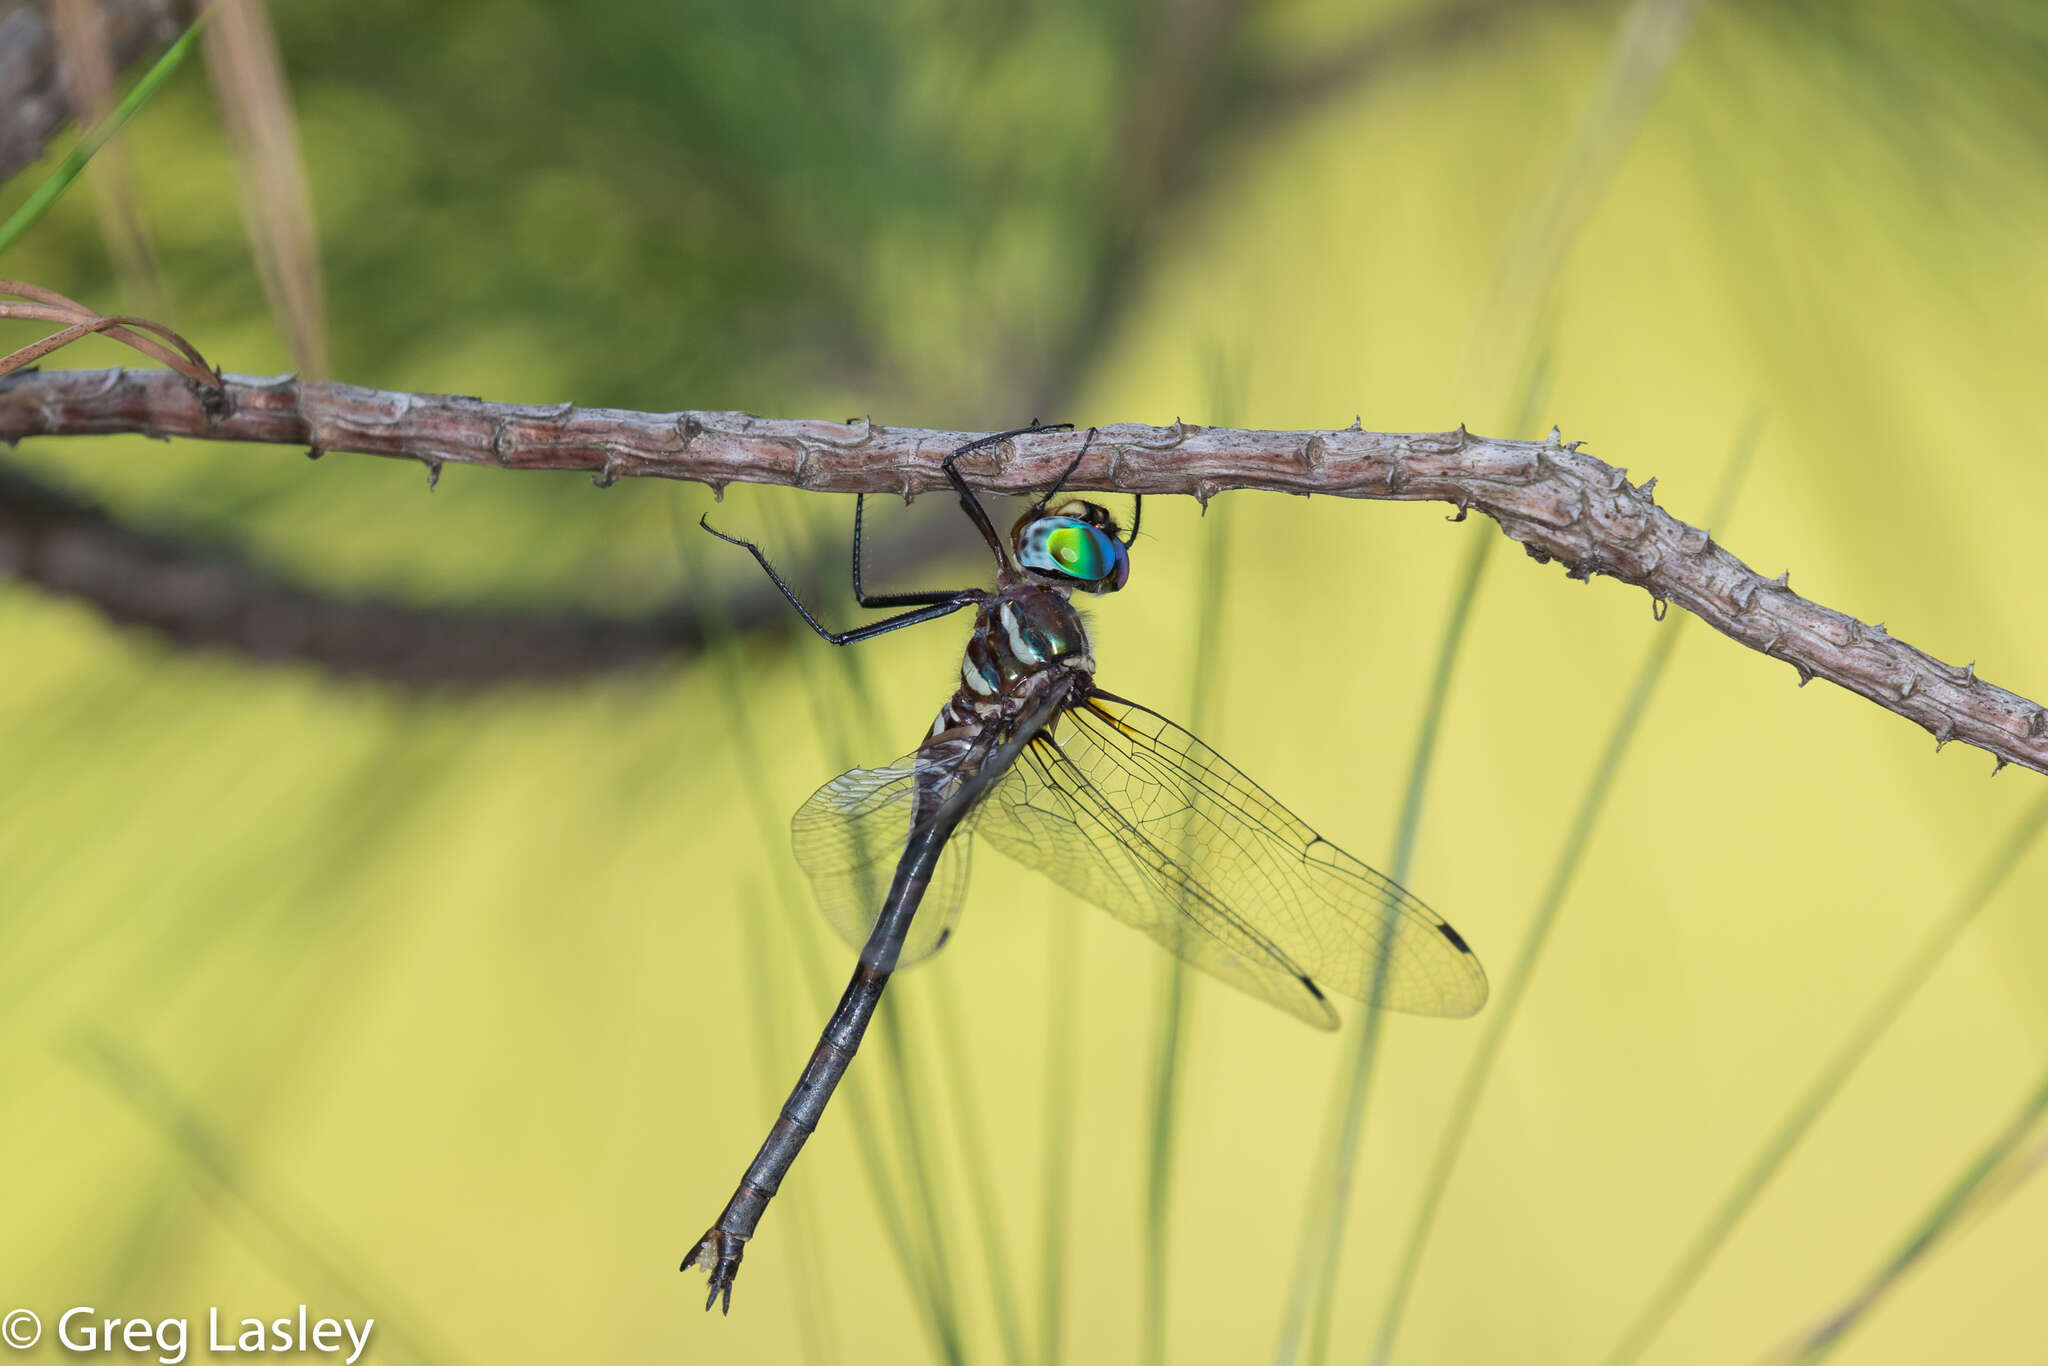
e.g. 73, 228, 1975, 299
0, 289, 809, 680
3, 364, 2044, 778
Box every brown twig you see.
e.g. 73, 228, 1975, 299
3, 364, 2042, 777
0, 280, 222, 387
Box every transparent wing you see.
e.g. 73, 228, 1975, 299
976, 691, 1488, 1027
790, 748, 974, 968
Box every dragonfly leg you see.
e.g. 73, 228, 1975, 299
1023, 426, 1097, 519
849, 492, 983, 608
700, 514, 979, 644
941, 423, 1072, 571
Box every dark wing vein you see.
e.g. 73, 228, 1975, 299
978, 690, 1488, 1024
984, 729, 1340, 1027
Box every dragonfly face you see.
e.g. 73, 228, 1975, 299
686, 424, 1487, 1314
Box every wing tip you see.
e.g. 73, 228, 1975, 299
1449, 957, 1492, 1018
1300, 974, 1342, 1031
1437, 921, 1489, 1018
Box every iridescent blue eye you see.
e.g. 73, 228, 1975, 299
1016, 517, 1129, 592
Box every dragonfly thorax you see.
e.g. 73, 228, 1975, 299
956, 585, 1095, 705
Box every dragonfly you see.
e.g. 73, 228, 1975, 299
683, 424, 1489, 1312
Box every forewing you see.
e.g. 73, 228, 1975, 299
978, 692, 1487, 1023
790, 749, 973, 968
978, 734, 1341, 1029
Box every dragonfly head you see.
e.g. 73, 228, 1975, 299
1011, 500, 1130, 594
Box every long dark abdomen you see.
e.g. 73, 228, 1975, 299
685, 735, 989, 1306
686, 672, 1074, 1311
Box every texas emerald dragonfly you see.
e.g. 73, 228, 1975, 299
684, 425, 1489, 1312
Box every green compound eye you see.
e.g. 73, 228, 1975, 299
1045, 524, 1109, 578
1016, 515, 1130, 591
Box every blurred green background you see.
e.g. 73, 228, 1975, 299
5, 1, 2048, 1362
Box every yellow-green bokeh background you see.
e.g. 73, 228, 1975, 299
4, 3, 2048, 1362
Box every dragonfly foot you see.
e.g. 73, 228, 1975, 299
682, 1227, 746, 1314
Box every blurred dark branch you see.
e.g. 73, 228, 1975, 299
7, 365, 2046, 778
0, 459, 788, 684
0, 0, 185, 181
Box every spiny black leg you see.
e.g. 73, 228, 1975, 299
941, 423, 1073, 570
701, 514, 978, 645
1124, 493, 1142, 546
940, 421, 1075, 476
1027, 427, 1097, 518
850, 493, 981, 608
